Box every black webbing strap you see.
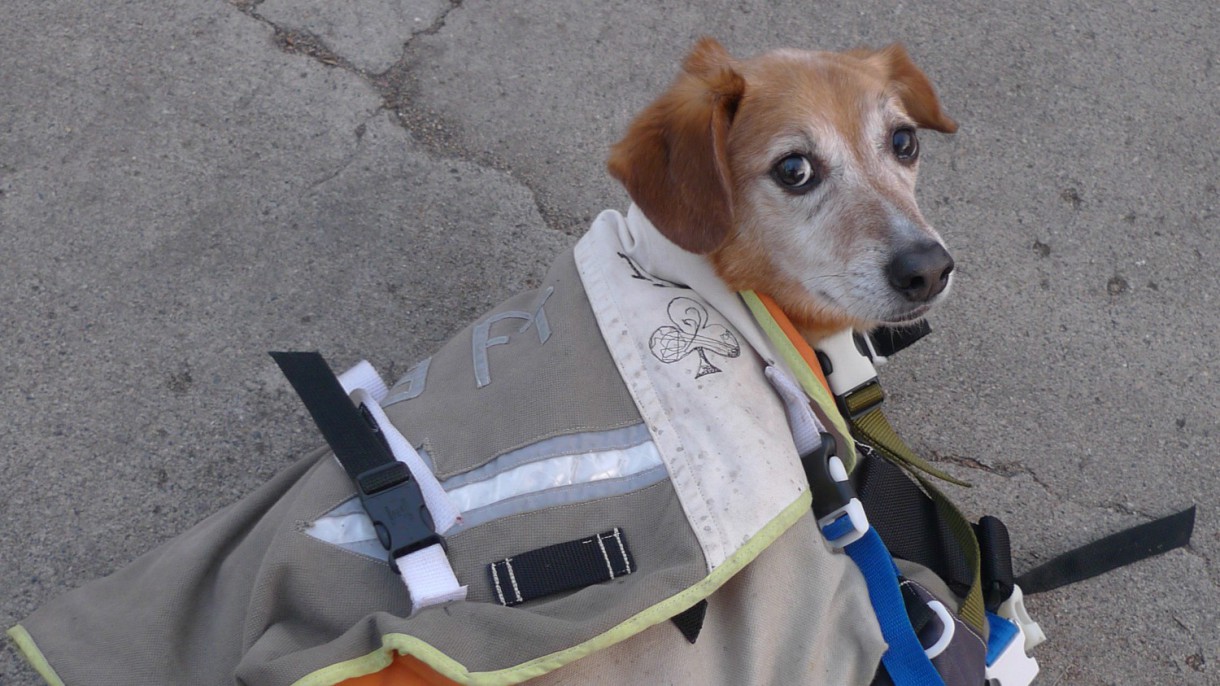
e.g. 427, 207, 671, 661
270, 351, 441, 565
1016, 506, 1196, 595
855, 451, 976, 605
899, 582, 936, 635
488, 528, 634, 607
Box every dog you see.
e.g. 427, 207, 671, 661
12, 38, 963, 686
610, 37, 956, 343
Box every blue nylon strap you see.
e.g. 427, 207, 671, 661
845, 527, 945, 686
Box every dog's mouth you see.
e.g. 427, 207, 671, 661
808, 282, 943, 330
879, 302, 934, 325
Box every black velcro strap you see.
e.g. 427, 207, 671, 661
489, 528, 634, 607
1017, 506, 1196, 595
855, 451, 975, 601
975, 515, 1015, 611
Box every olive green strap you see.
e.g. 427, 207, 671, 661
911, 471, 986, 634
848, 399, 970, 487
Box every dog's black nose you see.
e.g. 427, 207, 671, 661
887, 242, 954, 302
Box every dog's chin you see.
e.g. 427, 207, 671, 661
878, 302, 935, 325
743, 277, 948, 343
805, 294, 943, 335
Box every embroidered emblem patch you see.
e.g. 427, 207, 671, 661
649, 297, 741, 378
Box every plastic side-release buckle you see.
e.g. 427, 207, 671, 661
803, 432, 869, 549
816, 329, 886, 421
816, 329, 879, 397
998, 584, 1046, 651
356, 461, 444, 569
985, 612, 1040, 686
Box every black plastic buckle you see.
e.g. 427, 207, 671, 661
801, 433, 856, 520
356, 462, 443, 568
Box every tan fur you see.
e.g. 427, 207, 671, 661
609, 38, 957, 342
607, 38, 745, 254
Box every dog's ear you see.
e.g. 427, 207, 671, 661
852, 44, 958, 134
608, 37, 745, 254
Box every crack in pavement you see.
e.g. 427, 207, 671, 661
227, 0, 573, 235
930, 450, 1060, 495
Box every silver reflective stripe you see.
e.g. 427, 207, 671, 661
442, 423, 653, 490
305, 424, 668, 556
447, 464, 670, 536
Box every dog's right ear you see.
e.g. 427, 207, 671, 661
608, 37, 745, 254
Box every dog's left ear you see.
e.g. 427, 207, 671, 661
607, 37, 746, 254
853, 44, 958, 133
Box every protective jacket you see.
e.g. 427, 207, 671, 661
13, 206, 992, 685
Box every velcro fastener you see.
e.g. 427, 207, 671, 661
488, 528, 634, 607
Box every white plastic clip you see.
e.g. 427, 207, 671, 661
816, 329, 879, 397
998, 585, 1046, 651
923, 600, 956, 659
985, 614, 1040, 686
816, 453, 869, 549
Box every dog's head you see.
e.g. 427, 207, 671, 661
609, 38, 957, 340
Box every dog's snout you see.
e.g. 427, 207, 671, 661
886, 242, 954, 302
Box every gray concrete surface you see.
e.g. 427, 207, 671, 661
1, 0, 1215, 683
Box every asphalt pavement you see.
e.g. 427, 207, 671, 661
2, 0, 1217, 683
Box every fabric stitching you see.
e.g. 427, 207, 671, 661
595, 533, 615, 579
491, 561, 507, 606
504, 558, 523, 603
613, 527, 631, 574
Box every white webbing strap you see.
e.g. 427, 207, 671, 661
765, 365, 826, 456
338, 360, 390, 403
343, 362, 467, 612
396, 543, 468, 607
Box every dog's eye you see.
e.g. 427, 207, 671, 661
892, 127, 919, 162
773, 154, 821, 192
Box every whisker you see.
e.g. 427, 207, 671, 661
799, 273, 848, 286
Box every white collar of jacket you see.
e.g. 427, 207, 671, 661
574, 206, 822, 570
616, 204, 786, 370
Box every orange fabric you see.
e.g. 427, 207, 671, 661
756, 293, 831, 396
336, 654, 460, 686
